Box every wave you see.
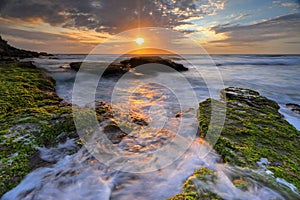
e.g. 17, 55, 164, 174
215, 61, 300, 66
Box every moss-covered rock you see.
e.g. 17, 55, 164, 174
168, 168, 222, 200
0, 61, 77, 196
170, 87, 299, 199
199, 87, 299, 189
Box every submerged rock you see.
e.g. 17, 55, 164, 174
102, 121, 128, 144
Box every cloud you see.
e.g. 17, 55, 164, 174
235, 13, 251, 21
0, 24, 69, 41
272, 0, 300, 7
0, 0, 226, 34
210, 13, 300, 44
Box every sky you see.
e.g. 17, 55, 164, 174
0, 0, 299, 54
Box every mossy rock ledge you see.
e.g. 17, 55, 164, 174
0, 61, 127, 197
0, 61, 78, 196
170, 87, 299, 199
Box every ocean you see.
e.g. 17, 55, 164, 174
29, 54, 300, 130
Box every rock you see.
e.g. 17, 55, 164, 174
199, 87, 300, 190
60, 64, 71, 69
69, 62, 82, 71
29, 151, 55, 171
175, 112, 182, 118
171, 87, 300, 199
120, 56, 188, 71
0, 61, 77, 196
169, 168, 223, 200
39, 52, 52, 56
286, 103, 300, 114
103, 121, 128, 144
0, 35, 51, 60
220, 86, 280, 110
68, 56, 188, 75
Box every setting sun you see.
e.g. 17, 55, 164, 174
135, 37, 144, 45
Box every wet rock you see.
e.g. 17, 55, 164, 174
130, 112, 149, 126
59, 64, 71, 69
172, 87, 300, 199
68, 56, 188, 75
199, 87, 300, 190
175, 108, 195, 118
103, 121, 128, 144
120, 56, 188, 71
175, 112, 183, 118
29, 151, 55, 171
129, 107, 150, 126
169, 168, 223, 200
286, 103, 300, 114
220, 87, 280, 110
69, 62, 82, 71
0, 61, 77, 196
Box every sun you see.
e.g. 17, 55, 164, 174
135, 37, 144, 45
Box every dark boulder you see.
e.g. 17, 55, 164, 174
120, 56, 188, 71
68, 56, 188, 76
286, 103, 300, 114
69, 62, 82, 71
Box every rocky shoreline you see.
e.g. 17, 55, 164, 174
0, 36, 51, 61
170, 87, 300, 199
1, 61, 299, 198
0, 38, 299, 198
0, 61, 78, 196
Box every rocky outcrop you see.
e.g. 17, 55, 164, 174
199, 87, 299, 189
286, 103, 300, 114
120, 56, 188, 71
69, 62, 82, 71
0, 35, 51, 61
69, 56, 188, 75
0, 61, 76, 196
170, 87, 299, 199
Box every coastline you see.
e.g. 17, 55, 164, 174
0, 60, 299, 198
0, 48, 299, 198
0, 61, 78, 196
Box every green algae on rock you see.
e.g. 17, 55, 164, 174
199, 87, 300, 189
0, 61, 77, 196
170, 87, 299, 199
170, 165, 300, 200
199, 87, 300, 188
168, 168, 222, 200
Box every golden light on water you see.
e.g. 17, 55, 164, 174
135, 37, 144, 45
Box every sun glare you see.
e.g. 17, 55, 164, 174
135, 37, 144, 45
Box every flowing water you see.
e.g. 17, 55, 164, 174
2, 54, 300, 199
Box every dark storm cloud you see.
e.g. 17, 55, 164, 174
0, 0, 67, 25
0, 0, 225, 34
210, 13, 300, 44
